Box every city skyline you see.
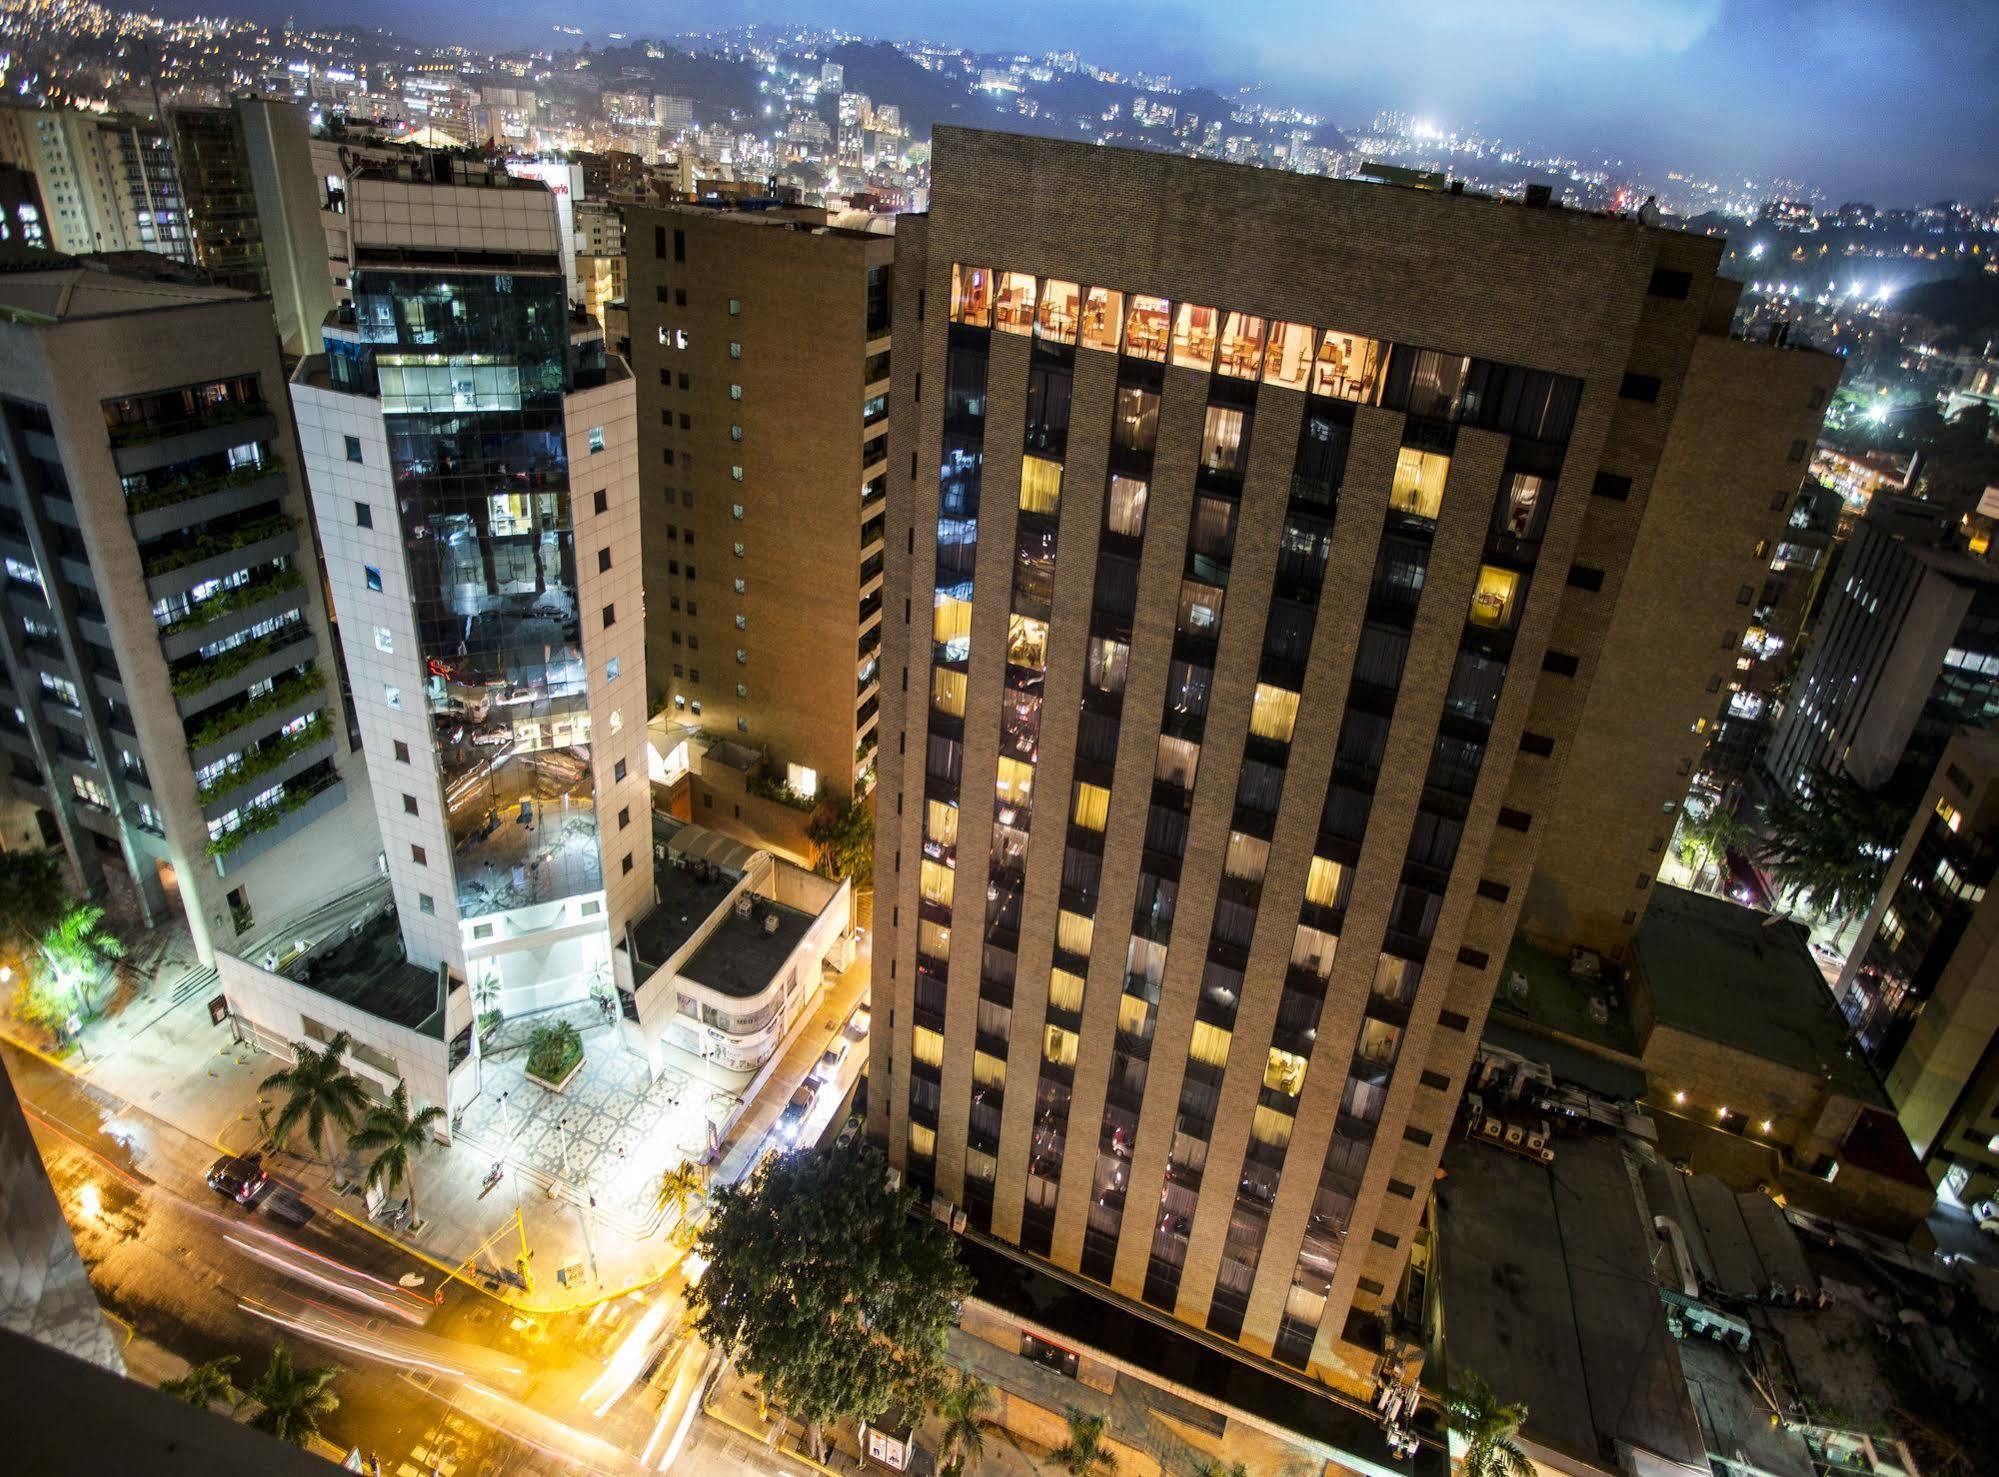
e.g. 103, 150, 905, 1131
171, 0, 1999, 201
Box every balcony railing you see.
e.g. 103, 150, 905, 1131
127, 454, 284, 515
143, 514, 296, 579
197, 713, 329, 805
107, 398, 268, 448
183, 666, 324, 751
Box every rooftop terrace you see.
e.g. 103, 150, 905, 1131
284, 903, 443, 1036
683, 897, 816, 999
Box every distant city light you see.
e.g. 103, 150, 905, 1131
1748, 241, 1767, 259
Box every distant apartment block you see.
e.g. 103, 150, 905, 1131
0, 103, 189, 264
873, 127, 1836, 1392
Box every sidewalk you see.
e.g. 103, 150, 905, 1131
14, 910, 873, 1315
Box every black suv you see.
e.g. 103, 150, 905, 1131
205, 1152, 267, 1204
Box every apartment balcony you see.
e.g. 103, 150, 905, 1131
197, 721, 337, 819
144, 518, 300, 602
171, 627, 318, 715
184, 669, 325, 767
210, 774, 347, 878
127, 463, 289, 543
110, 408, 279, 478
156, 572, 306, 662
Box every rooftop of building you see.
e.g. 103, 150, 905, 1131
281, 901, 445, 1036
628, 852, 742, 975
1631, 886, 1885, 1106
0, 249, 246, 323
1490, 934, 1644, 1060
1436, 1133, 1708, 1474
682, 894, 816, 999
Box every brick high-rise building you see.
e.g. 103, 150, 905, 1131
871, 128, 1837, 1392
627, 203, 892, 816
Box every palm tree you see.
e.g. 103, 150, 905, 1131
1049, 1408, 1117, 1475
1759, 766, 1904, 942
260, 1032, 370, 1168
159, 1354, 237, 1408
656, 1161, 705, 1222
1676, 798, 1751, 889
346, 1080, 445, 1228
1447, 1373, 1534, 1477
934, 1369, 995, 1477
37, 902, 125, 1018
1194, 1462, 1249, 1477
241, 1342, 339, 1447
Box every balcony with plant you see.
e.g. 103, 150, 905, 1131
206, 763, 340, 858
143, 513, 296, 579
125, 453, 285, 515
157, 567, 304, 640
197, 713, 330, 806
183, 666, 325, 751
169, 619, 312, 699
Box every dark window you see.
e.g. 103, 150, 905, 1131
614, 758, 628, 782
1386, 1179, 1416, 1199
1787, 439, 1807, 463
1736, 584, 1754, 605
1496, 807, 1532, 831
656, 285, 669, 303
1475, 879, 1510, 902
603, 604, 616, 628
1541, 650, 1578, 678
1358, 1276, 1386, 1296
402, 793, 418, 816
1456, 946, 1490, 969
1618, 372, 1662, 402
411, 844, 426, 865
1591, 471, 1632, 500
354, 501, 372, 527
392, 740, 410, 763
1371, 1230, 1399, 1249
672, 228, 686, 262
1567, 564, 1605, 592
1404, 1125, 1434, 1147
1439, 1009, 1470, 1032
598, 548, 612, 573
622, 852, 635, 875
1647, 266, 1694, 299
675, 288, 687, 307
594, 489, 608, 515
418, 893, 434, 915
1419, 1069, 1450, 1091
364, 565, 382, 592
619, 806, 630, 829
1518, 730, 1554, 756
344, 435, 362, 463
654, 225, 666, 258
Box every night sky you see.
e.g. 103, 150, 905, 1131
233, 0, 1996, 201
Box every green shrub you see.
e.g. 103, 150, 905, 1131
526, 1021, 583, 1084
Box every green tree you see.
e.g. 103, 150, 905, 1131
346, 1080, 445, 1228
1050, 1408, 1118, 1475
1194, 1461, 1249, 1477
934, 1369, 995, 1477
260, 1032, 370, 1167
808, 794, 874, 886
656, 1160, 705, 1221
37, 902, 125, 1019
1675, 799, 1751, 884
1447, 1373, 1534, 1477
1759, 766, 1904, 940
0, 851, 67, 957
159, 1354, 237, 1408
688, 1140, 969, 1463
241, 1342, 339, 1447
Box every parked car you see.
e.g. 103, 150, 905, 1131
206, 1153, 267, 1204
777, 1083, 818, 1145
812, 1038, 850, 1084
844, 1008, 871, 1041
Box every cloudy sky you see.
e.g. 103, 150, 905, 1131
251, 0, 1996, 199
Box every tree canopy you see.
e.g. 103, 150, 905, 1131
808, 794, 874, 887
1759, 766, 1904, 925
688, 1141, 968, 1450
0, 851, 67, 957
1448, 1373, 1534, 1477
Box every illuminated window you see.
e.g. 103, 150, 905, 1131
925, 798, 959, 850
1107, 475, 1148, 537
973, 1051, 1007, 1089
932, 594, 974, 660
1936, 796, 1963, 833
1879, 907, 1905, 949
1122, 294, 1170, 362
1263, 321, 1314, 389
995, 271, 1037, 334
1498, 473, 1545, 538
1019, 456, 1063, 514
908, 1121, 936, 1158
995, 755, 1036, 810
1043, 1023, 1080, 1068
1172, 303, 1220, 370
919, 858, 955, 907
1314, 330, 1381, 401
1155, 734, 1199, 788
1177, 579, 1226, 637
950, 263, 992, 326
1390, 447, 1450, 521
1468, 565, 1522, 629
1250, 1104, 1295, 1150
1249, 683, 1301, 743
1007, 613, 1049, 671
1218, 312, 1267, 380
1199, 404, 1247, 476
1056, 909, 1093, 957
917, 918, 952, 961
931, 665, 967, 717
1304, 855, 1348, 910
1072, 781, 1111, 832
1188, 1019, 1232, 1069
912, 1026, 945, 1067
1264, 1047, 1309, 1097
1078, 286, 1123, 352
1085, 636, 1129, 694
1117, 992, 1150, 1036
1037, 280, 1081, 344
1048, 969, 1086, 1014
1293, 924, 1338, 977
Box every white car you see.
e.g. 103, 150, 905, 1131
844, 1008, 871, 1041
812, 1039, 850, 1084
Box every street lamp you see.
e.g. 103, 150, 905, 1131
558, 1115, 572, 1178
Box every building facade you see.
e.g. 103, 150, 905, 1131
290, 160, 651, 1018
626, 203, 892, 813
1835, 729, 1999, 1206
872, 128, 1836, 1392
0, 256, 378, 964
1765, 497, 1999, 802
0, 105, 189, 264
